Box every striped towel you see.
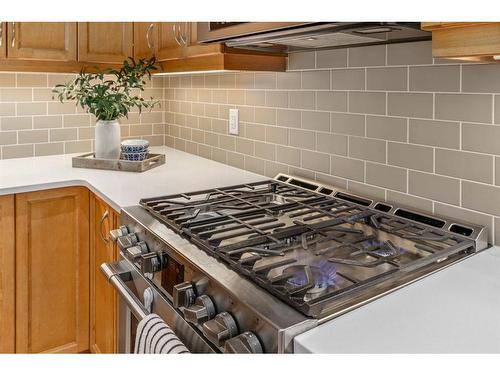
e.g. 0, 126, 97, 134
134, 313, 190, 354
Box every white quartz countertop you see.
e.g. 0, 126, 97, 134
0, 146, 263, 212
294, 245, 500, 353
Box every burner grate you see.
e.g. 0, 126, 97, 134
140, 179, 476, 318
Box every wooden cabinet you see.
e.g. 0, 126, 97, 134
15, 187, 89, 353
422, 22, 500, 61
6, 22, 77, 61
158, 22, 285, 73
0, 22, 285, 72
0, 195, 15, 353
134, 22, 157, 59
90, 195, 119, 354
79, 22, 133, 63
0, 22, 6, 59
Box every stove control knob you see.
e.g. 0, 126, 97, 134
109, 225, 128, 242
125, 241, 149, 262
183, 295, 216, 325
117, 233, 138, 250
224, 332, 263, 354
140, 252, 164, 274
202, 312, 238, 347
173, 282, 196, 309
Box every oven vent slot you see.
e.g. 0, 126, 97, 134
374, 203, 392, 212
277, 175, 288, 182
449, 224, 473, 237
288, 178, 318, 191
394, 209, 445, 228
334, 192, 371, 206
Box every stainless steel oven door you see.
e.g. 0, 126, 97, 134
101, 257, 216, 353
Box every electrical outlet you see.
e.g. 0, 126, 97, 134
229, 108, 239, 135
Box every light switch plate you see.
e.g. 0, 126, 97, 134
229, 108, 239, 135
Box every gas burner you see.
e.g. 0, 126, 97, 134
283, 260, 337, 299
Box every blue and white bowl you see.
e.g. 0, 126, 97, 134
121, 151, 149, 161
121, 139, 150, 153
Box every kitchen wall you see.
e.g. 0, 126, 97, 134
163, 41, 500, 245
0, 72, 165, 159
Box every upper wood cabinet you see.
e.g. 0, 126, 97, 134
422, 22, 500, 61
134, 22, 157, 59
7, 22, 77, 61
0, 22, 285, 73
15, 187, 90, 353
90, 195, 119, 354
79, 22, 133, 64
0, 22, 6, 59
0, 195, 15, 353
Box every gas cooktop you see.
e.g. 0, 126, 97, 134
139, 174, 488, 318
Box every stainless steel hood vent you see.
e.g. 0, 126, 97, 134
197, 22, 431, 53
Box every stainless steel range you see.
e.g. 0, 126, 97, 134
101, 174, 488, 353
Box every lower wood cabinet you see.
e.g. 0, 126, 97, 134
15, 187, 90, 353
0, 195, 15, 353
90, 194, 119, 353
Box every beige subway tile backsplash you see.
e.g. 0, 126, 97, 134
366, 116, 407, 142
2, 43, 500, 243
366, 67, 407, 91
349, 137, 386, 163
409, 171, 460, 205
388, 142, 433, 172
387, 93, 433, 118
409, 65, 460, 92
435, 148, 493, 184
435, 94, 492, 123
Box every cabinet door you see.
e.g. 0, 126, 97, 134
0, 22, 6, 59
15, 187, 90, 353
156, 22, 185, 61
78, 22, 133, 63
184, 22, 221, 57
0, 195, 15, 353
90, 195, 118, 354
7, 22, 77, 61
134, 22, 157, 60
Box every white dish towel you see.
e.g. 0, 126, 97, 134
134, 313, 190, 354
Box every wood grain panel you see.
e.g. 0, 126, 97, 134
0, 195, 15, 353
7, 22, 77, 61
0, 22, 6, 59
430, 23, 500, 58
78, 22, 133, 63
90, 194, 118, 354
15, 187, 89, 353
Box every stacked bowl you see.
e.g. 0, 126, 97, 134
120, 139, 150, 161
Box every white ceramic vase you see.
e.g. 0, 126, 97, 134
95, 120, 121, 159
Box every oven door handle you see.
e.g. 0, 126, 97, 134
101, 263, 150, 320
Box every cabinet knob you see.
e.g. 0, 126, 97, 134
224, 332, 263, 354
202, 312, 238, 347
183, 295, 216, 325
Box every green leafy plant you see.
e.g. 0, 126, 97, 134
52, 57, 160, 121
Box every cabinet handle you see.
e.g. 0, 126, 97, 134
179, 22, 188, 46
11, 22, 15, 48
146, 23, 155, 51
99, 209, 110, 244
0, 23, 3, 47
172, 23, 181, 46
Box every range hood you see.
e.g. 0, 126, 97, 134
197, 22, 431, 53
